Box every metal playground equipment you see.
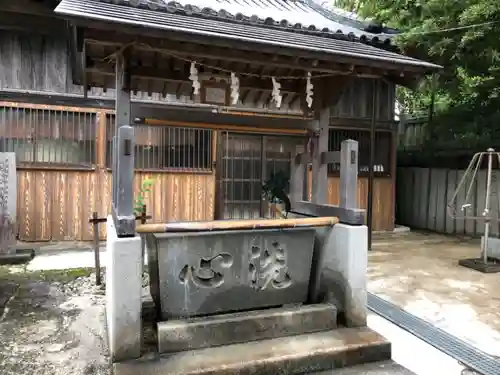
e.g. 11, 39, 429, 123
447, 148, 500, 273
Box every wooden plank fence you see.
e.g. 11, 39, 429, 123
396, 167, 500, 237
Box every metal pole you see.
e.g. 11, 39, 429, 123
483, 149, 494, 263
92, 211, 101, 286
367, 80, 378, 250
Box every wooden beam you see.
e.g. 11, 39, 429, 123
311, 84, 330, 204
115, 53, 131, 125
321, 151, 340, 165
0, 11, 65, 35
0, 101, 114, 114
84, 32, 391, 76
141, 118, 308, 135
85, 61, 302, 93
0, 0, 57, 17
96, 111, 107, 168
330, 119, 397, 130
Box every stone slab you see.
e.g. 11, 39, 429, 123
148, 228, 316, 319
308, 360, 415, 374
0, 248, 35, 265
113, 327, 391, 375
157, 303, 337, 353
0, 152, 16, 254
458, 258, 500, 273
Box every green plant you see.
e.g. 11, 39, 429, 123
134, 178, 156, 215
262, 170, 289, 204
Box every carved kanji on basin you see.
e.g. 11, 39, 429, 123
249, 240, 292, 291
179, 253, 234, 289
148, 229, 316, 320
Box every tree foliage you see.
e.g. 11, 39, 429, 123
335, 0, 500, 150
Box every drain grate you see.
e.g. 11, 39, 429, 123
368, 293, 500, 375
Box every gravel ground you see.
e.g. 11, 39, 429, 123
0, 267, 112, 375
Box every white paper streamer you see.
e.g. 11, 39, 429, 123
230, 72, 240, 105
306, 72, 314, 108
189, 61, 200, 95
271, 77, 282, 108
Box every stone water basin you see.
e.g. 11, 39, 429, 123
145, 228, 316, 320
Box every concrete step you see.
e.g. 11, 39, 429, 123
158, 303, 338, 353
307, 360, 415, 374
114, 327, 391, 375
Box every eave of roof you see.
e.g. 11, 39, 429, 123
54, 0, 442, 71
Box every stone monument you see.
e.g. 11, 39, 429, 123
0, 152, 16, 255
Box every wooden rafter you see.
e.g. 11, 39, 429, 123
83, 30, 417, 77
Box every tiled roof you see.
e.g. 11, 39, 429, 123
54, 0, 441, 71
101, 0, 394, 45
312, 1, 400, 36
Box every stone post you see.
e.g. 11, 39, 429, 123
316, 223, 368, 327
340, 139, 358, 209
112, 52, 136, 237
106, 216, 143, 362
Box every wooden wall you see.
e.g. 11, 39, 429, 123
328, 177, 394, 232
0, 30, 82, 94
332, 78, 395, 123
16, 169, 215, 241
307, 171, 394, 232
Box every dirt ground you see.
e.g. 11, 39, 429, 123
370, 231, 500, 357
0, 267, 110, 375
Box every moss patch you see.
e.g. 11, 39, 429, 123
0, 266, 94, 284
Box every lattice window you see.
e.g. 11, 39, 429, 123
105, 116, 213, 171
0, 105, 97, 168
328, 128, 392, 176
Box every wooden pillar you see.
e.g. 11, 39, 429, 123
311, 107, 330, 204
367, 79, 379, 250
95, 111, 107, 237
290, 152, 307, 204
260, 136, 267, 217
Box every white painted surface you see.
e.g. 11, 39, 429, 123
368, 313, 470, 375
105, 217, 142, 362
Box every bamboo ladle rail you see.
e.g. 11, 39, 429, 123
135, 217, 338, 234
